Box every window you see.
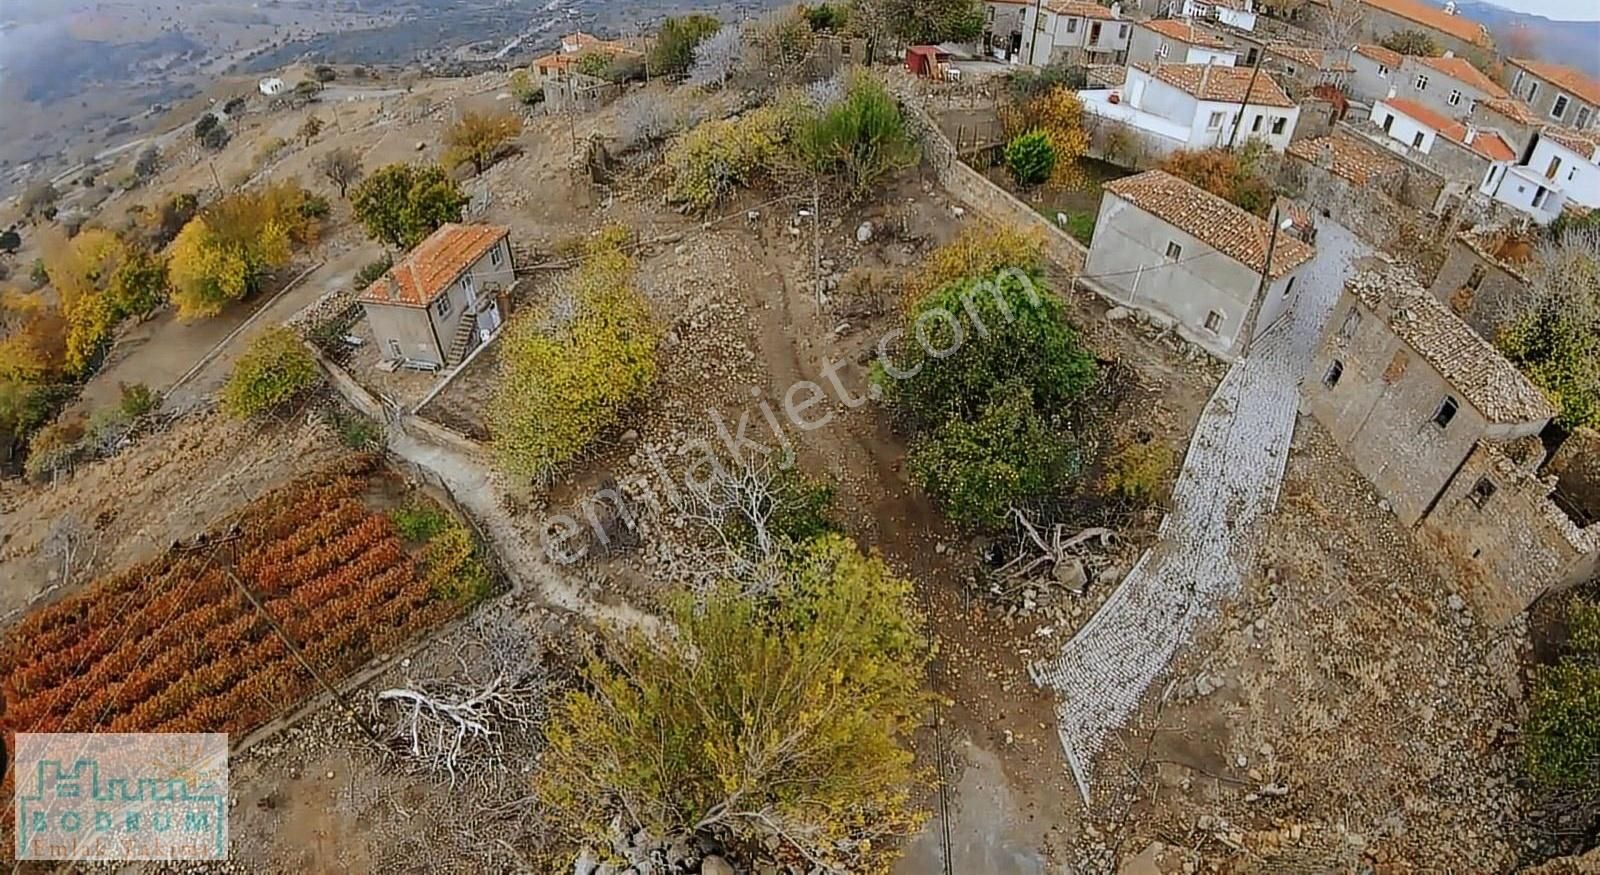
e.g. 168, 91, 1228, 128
1466, 264, 1486, 291
1089, 22, 1101, 42
1271, 116, 1287, 135
1282, 275, 1296, 298
1546, 155, 1562, 179
1553, 94, 1570, 119
1337, 307, 1361, 340
1526, 81, 1540, 102
1447, 89, 1461, 107
1513, 69, 1524, 90
490, 243, 502, 266
1378, 64, 1390, 77
1165, 240, 1183, 260
1252, 114, 1263, 132
1066, 17, 1078, 32
1469, 476, 1497, 508
1411, 131, 1425, 148
1533, 187, 1549, 208
1158, 40, 1169, 58
1119, 23, 1128, 38
388, 339, 403, 358
1204, 310, 1223, 333
1323, 360, 1343, 389
435, 294, 452, 317
1207, 110, 1225, 129
1579, 107, 1593, 128
1414, 73, 1429, 91
1432, 395, 1459, 429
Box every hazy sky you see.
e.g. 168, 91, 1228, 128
1486, 0, 1600, 21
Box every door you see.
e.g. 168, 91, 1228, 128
478, 301, 501, 341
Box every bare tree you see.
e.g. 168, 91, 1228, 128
686, 25, 744, 90
616, 91, 684, 152
42, 515, 99, 588
317, 147, 364, 198
670, 452, 804, 592
1318, 0, 1367, 54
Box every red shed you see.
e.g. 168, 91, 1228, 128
905, 45, 952, 79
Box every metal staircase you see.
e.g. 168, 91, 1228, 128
444, 312, 478, 366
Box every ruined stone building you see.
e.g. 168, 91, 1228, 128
1427, 229, 1534, 338
1303, 266, 1600, 623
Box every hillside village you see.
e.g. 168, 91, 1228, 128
1, 0, 1600, 872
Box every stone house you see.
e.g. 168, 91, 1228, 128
1468, 97, 1542, 156
1280, 133, 1420, 243
1393, 54, 1508, 120
1427, 230, 1535, 338
1079, 62, 1300, 157
530, 32, 637, 80
1262, 43, 1352, 94
1017, 0, 1132, 66
980, 0, 1031, 61
1302, 266, 1595, 623
1125, 19, 1237, 68
1303, 0, 1492, 60
1506, 59, 1600, 130
358, 224, 514, 369
1085, 169, 1316, 359
1347, 44, 1403, 105
1366, 97, 1520, 202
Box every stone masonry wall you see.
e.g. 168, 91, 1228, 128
1419, 441, 1600, 625
1426, 236, 1528, 339
1278, 156, 1420, 249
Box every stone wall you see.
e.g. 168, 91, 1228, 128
1426, 235, 1528, 338
1278, 154, 1421, 249
1082, 115, 1177, 172
1419, 440, 1600, 625
900, 96, 1089, 276
1548, 428, 1600, 523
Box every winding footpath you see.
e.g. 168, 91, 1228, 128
1031, 222, 1371, 800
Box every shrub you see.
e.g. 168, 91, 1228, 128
1008, 60, 1087, 102
763, 467, 838, 546
1379, 29, 1440, 56
1526, 661, 1600, 787
537, 533, 929, 870
221, 328, 320, 418
1158, 148, 1273, 216
1101, 439, 1175, 504
117, 382, 158, 419
1005, 129, 1056, 186
423, 525, 493, 604
881, 269, 1097, 431
789, 73, 916, 200
665, 107, 785, 211
355, 256, 393, 290
904, 221, 1044, 306
335, 412, 381, 449
488, 231, 657, 480
390, 501, 452, 542
648, 14, 722, 78
1567, 596, 1600, 660
909, 382, 1081, 528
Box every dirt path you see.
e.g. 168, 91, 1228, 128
384, 429, 658, 631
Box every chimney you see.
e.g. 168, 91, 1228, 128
1442, 49, 1454, 58
1316, 139, 1335, 169
1111, 1, 1122, 18
1464, 124, 1477, 145
385, 272, 400, 301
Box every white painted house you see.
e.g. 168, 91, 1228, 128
1481, 127, 1600, 224
1126, 18, 1238, 68
1080, 62, 1299, 158
1182, 0, 1257, 31
1017, 0, 1132, 66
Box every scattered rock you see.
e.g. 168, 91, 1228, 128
1447, 594, 1465, 612
1106, 306, 1132, 321
855, 221, 873, 243
1054, 557, 1088, 590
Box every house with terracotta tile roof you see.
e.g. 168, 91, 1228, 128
1347, 44, 1404, 104
358, 224, 514, 368
1468, 97, 1542, 155
1014, 0, 1132, 66
1263, 42, 1353, 93
1304, 264, 1594, 624
1482, 125, 1600, 223
1306, 0, 1491, 58
1370, 96, 1514, 161
1079, 62, 1301, 157
1394, 53, 1507, 120
1508, 59, 1600, 130
1085, 169, 1315, 359
1180, 0, 1258, 31
1126, 18, 1237, 68
529, 32, 638, 80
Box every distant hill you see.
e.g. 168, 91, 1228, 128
1452, 0, 1600, 77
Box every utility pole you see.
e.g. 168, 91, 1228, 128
812, 180, 822, 311
222, 565, 383, 745
1227, 50, 1266, 151
1027, 0, 1046, 66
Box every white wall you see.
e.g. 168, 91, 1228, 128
1371, 101, 1439, 154
1124, 67, 1297, 152
1185, 46, 1237, 65
1528, 135, 1600, 209
1490, 165, 1565, 224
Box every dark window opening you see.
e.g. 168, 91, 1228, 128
1323, 360, 1343, 388
1433, 395, 1459, 429
1466, 264, 1486, 290
1469, 476, 1497, 507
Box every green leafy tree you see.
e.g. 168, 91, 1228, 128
665, 107, 785, 211
107, 248, 169, 320
0, 228, 21, 253
804, 2, 848, 30
1005, 129, 1056, 186
314, 64, 338, 82
194, 114, 229, 151
575, 51, 612, 78
790, 73, 917, 200
649, 14, 722, 78
444, 110, 522, 175
909, 381, 1080, 528
537, 533, 930, 871
1494, 229, 1600, 430
508, 69, 544, 106
350, 164, 467, 250
133, 147, 161, 181
880, 269, 1096, 431
884, 0, 982, 44
221, 327, 320, 418
166, 184, 323, 319
488, 230, 657, 481
1379, 28, 1441, 56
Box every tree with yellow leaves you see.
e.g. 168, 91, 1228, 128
444, 110, 522, 175
37, 227, 128, 374
1000, 85, 1090, 191
167, 184, 316, 319
488, 228, 657, 481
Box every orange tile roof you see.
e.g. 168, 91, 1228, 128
1269, 43, 1352, 73
359, 224, 511, 308
1311, 0, 1487, 46
1286, 134, 1405, 185
1140, 18, 1229, 48
1045, 0, 1120, 19
1542, 126, 1600, 160
1135, 62, 1296, 108
1479, 97, 1540, 126
1354, 44, 1403, 68
1102, 170, 1316, 279
1509, 58, 1600, 108
1381, 97, 1515, 161
1414, 54, 1508, 99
